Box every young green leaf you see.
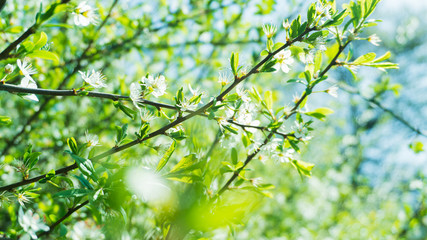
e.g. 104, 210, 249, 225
156, 141, 177, 172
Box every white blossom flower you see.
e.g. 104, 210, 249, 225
218, 72, 231, 86
316, 2, 332, 20
292, 121, 311, 140
5, 63, 15, 74
326, 85, 339, 98
347, 64, 359, 73
282, 19, 290, 29
188, 84, 206, 98
19, 76, 38, 102
261, 138, 281, 154
17, 59, 37, 79
17, 192, 33, 207
236, 102, 258, 125
68, 220, 105, 240
368, 34, 381, 46
129, 82, 143, 109
139, 108, 155, 123
262, 23, 277, 38
18, 208, 49, 239
274, 50, 294, 73
166, 125, 185, 135
79, 69, 106, 88
236, 86, 251, 102
299, 49, 315, 64
273, 149, 295, 163
85, 130, 100, 147
177, 100, 197, 111
188, 84, 206, 103
142, 75, 167, 97
292, 93, 300, 104
217, 117, 230, 130
247, 139, 263, 154
73, 1, 98, 26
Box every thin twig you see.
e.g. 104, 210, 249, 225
37, 200, 89, 238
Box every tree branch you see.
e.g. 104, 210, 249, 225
37, 200, 89, 238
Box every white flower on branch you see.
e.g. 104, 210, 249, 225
73, 1, 98, 26
282, 19, 290, 29
177, 100, 197, 112
129, 82, 144, 109
139, 108, 155, 123
18, 208, 49, 239
79, 69, 106, 88
188, 84, 206, 103
274, 50, 294, 73
85, 130, 100, 148
16, 192, 33, 207
236, 102, 258, 125
292, 121, 312, 141
218, 72, 231, 87
236, 86, 251, 103
316, 2, 333, 20
17, 59, 37, 79
273, 149, 295, 163
262, 23, 277, 38
368, 34, 381, 46
68, 220, 105, 240
19, 77, 38, 102
142, 75, 167, 98
5, 63, 15, 74
326, 85, 339, 98
299, 49, 315, 64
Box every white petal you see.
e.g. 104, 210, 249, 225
281, 64, 290, 73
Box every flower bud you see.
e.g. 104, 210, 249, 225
4, 64, 14, 74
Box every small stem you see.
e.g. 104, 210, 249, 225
37, 200, 89, 238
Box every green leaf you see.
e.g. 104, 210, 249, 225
273, 42, 284, 51
260, 50, 269, 56
322, 9, 348, 28
66, 151, 98, 182
307, 3, 316, 25
0, 116, 12, 126
43, 23, 73, 28
230, 52, 239, 76
115, 124, 128, 145
113, 101, 136, 119
304, 107, 334, 121
156, 141, 177, 172
5, 26, 23, 34
67, 137, 78, 154
410, 141, 424, 154
27, 50, 59, 63
22, 41, 34, 52
289, 15, 301, 38
231, 148, 238, 165
54, 189, 93, 198
264, 90, 273, 110
353, 52, 376, 64
223, 124, 239, 135
33, 32, 48, 50
291, 160, 315, 179
74, 174, 94, 190
373, 51, 391, 63
170, 154, 198, 174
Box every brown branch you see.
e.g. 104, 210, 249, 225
0, 23, 317, 193
37, 200, 89, 238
